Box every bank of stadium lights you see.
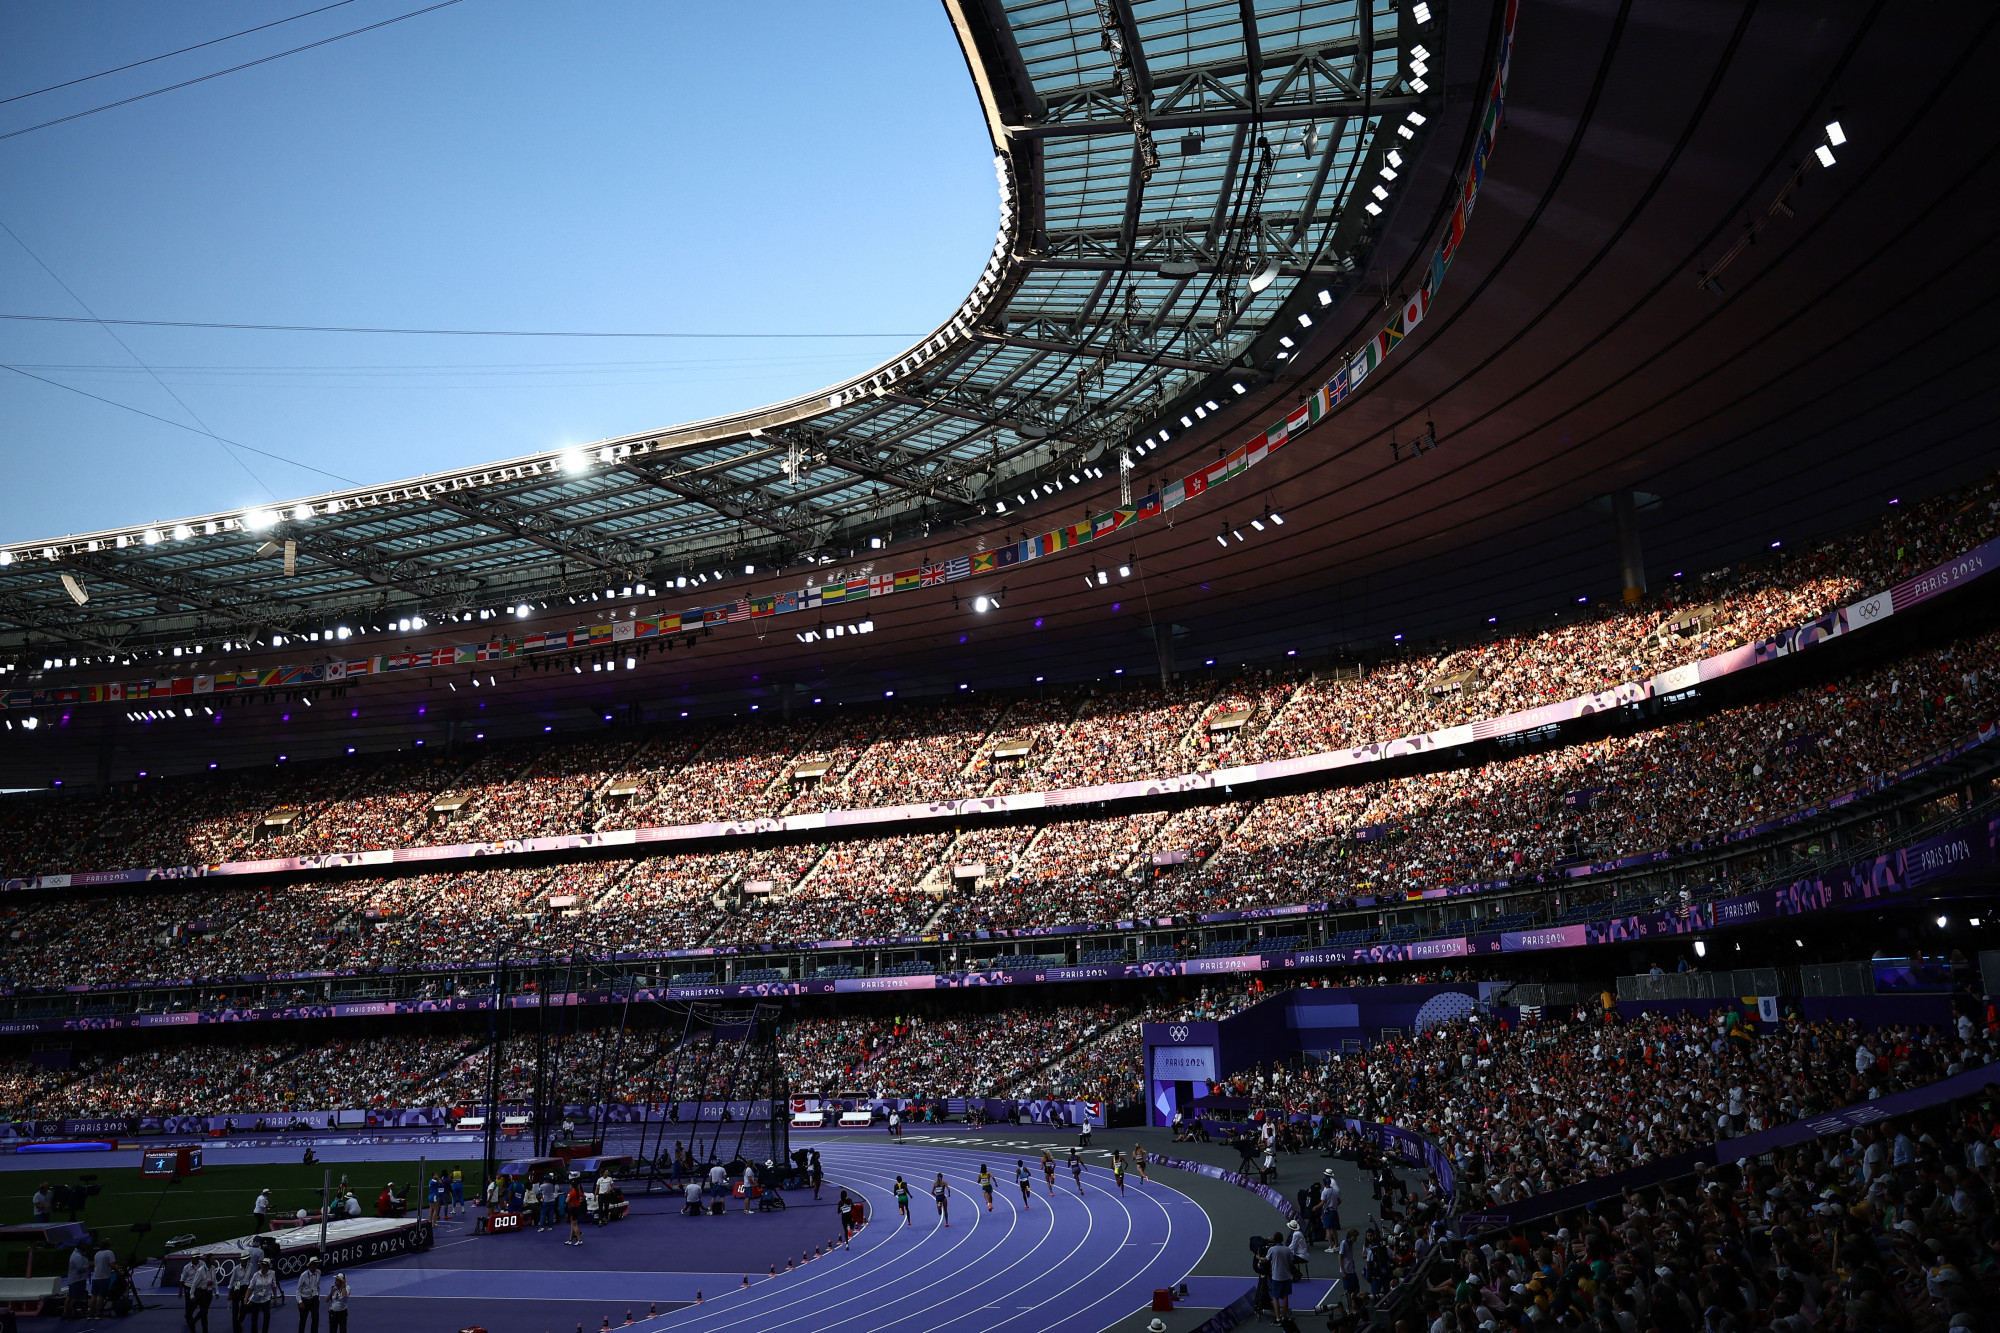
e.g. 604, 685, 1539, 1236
795, 618, 874, 643
1412, 1, 1432, 21
1816, 120, 1846, 167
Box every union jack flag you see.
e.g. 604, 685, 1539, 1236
919, 563, 946, 586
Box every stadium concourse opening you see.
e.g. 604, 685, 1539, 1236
5, 1, 2000, 1333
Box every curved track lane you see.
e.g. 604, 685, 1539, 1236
657, 1143, 1210, 1333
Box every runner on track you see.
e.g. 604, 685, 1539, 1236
1133, 1144, 1151, 1182
1067, 1148, 1084, 1194
1112, 1152, 1127, 1194
977, 1165, 996, 1211
1015, 1160, 1032, 1208
894, 1176, 912, 1226
932, 1173, 951, 1227
1040, 1151, 1056, 1198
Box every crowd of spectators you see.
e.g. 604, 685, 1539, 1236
708, 833, 952, 947
933, 814, 1166, 932
1210, 1004, 1996, 1216
1407, 1099, 1999, 1333
778, 1003, 1137, 1100
0, 605, 1991, 986
5, 476, 1992, 883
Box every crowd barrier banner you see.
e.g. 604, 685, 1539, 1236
6, 527, 1996, 895
1150, 1153, 1297, 1222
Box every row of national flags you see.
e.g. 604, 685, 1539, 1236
1, 4, 1519, 716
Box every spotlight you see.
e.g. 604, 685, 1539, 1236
1117, 564, 1130, 578
973, 596, 989, 613
1815, 144, 1836, 167
1936, 914, 1948, 928
1824, 119, 1845, 146
1693, 940, 1706, 958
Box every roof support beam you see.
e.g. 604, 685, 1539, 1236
53, 553, 297, 633
425, 494, 654, 580
975, 331, 1224, 373
0, 593, 126, 651
277, 525, 481, 611
1009, 94, 1412, 140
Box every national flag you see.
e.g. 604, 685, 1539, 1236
106, 682, 124, 701
1266, 416, 1290, 447
1246, 439, 1268, 471
819, 583, 844, 605
589, 624, 614, 645
1163, 479, 1188, 509
919, 563, 946, 587
1064, 521, 1094, 546
1350, 343, 1378, 385
1326, 366, 1349, 410
1184, 472, 1208, 499
846, 577, 871, 600
868, 572, 894, 596
1135, 491, 1162, 521
522, 633, 549, 653
702, 606, 729, 626
944, 556, 970, 581
893, 569, 921, 593
1091, 511, 1119, 538
1014, 538, 1038, 563
1374, 325, 1396, 360
658, 613, 682, 633
272, 669, 302, 686
474, 644, 505, 661
634, 619, 659, 639
727, 599, 751, 623
749, 596, 777, 618
775, 592, 797, 615
1402, 287, 1428, 334
990, 545, 1018, 569
453, 646, 477, 664
1219, 446, 1247, 481
976, 550, 1000, 573
1309, 384, 1334, 420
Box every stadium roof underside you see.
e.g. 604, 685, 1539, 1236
0, 0, 1428, 659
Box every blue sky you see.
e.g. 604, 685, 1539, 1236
0, 0, 993, 541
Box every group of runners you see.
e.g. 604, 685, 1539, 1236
883, 1145, 1154, 1227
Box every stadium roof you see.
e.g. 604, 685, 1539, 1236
7, 0, 2000, 785
0, 0, 1428, 662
